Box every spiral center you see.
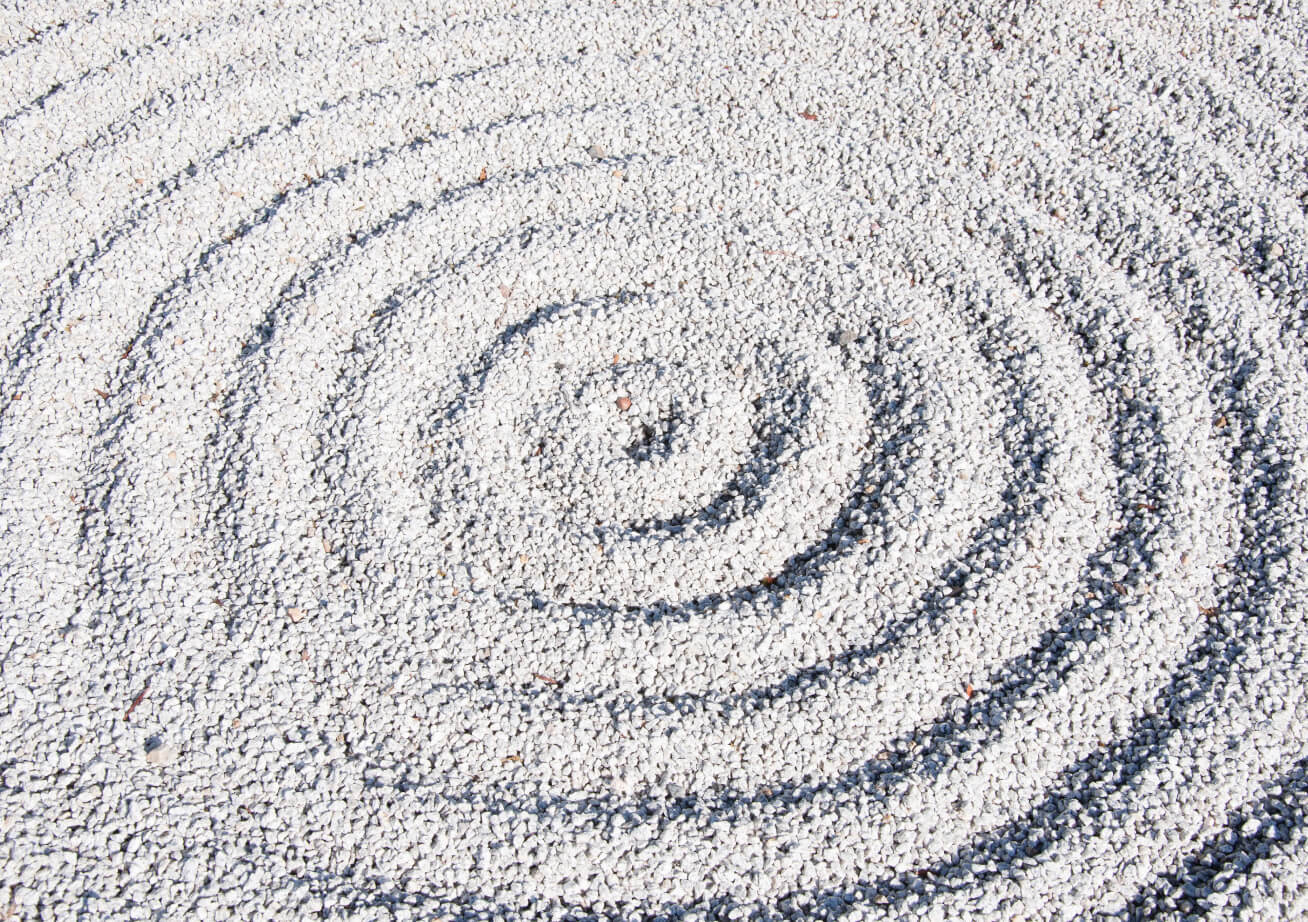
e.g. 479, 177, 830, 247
524, 354, 752, 528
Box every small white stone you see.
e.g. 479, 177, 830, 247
145, 745, 179, 767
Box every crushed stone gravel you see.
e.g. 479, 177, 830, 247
2, 0, 1307, 919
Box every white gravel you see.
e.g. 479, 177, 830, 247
2, 0, 1307, 919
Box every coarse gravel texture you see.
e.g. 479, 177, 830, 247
1, 0, 1307, 919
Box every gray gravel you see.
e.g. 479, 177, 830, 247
2, 0, 1307, 919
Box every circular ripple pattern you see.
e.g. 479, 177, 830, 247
2, 1, 1307, 920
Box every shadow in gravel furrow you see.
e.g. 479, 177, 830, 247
174, 167, 1226, 922
309, 289, 1051, 714
17, 115, 602, 475
169, 332, 1306, 922
998, 122, 1308, 366
57, 79, 1296, 922
1102, 754, 1308, 921
353, 358, 1154, 830
413, 295, 921, 588
231, 216, 1302, 922
0, 83, 589, 434
737, 324, 1298, 922
309, 266, 1112, 818
311, 261, 1305, 922
430, 419, 1282, 922
0, 0, 312, 125
305, 200, 1040, 629
618, 383, 823, 536
348, 324, 1144, 849
0, 50, 523, 234
0, 79, 66, 136
0, 11, 85, 64
538, 325, 1046, 625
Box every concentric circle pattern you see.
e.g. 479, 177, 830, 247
2, 0, 1307, 919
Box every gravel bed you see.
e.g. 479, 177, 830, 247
2, 0, 1307, 919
